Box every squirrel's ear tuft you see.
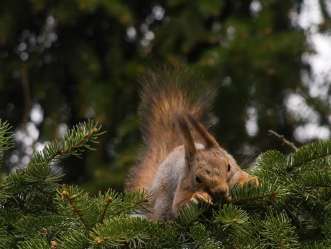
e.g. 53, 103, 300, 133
187, 114, 220, 149
177, 115, 196, 166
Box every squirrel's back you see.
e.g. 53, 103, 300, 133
125, 68, 214, 191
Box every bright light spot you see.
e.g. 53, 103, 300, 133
285, 93, 319, 122
30, 103, 44, 124
10, 154, 19, 164
245, 106, 259, 137
305, 34, 331, 99
49, 32, 58, 43
23, 136, 33, 147
126, 26, 137, 40
57, 123, 68, 138
297, 0, 331, 101
15, 130, 25, 141
20, 52, 29, 61
17, 42, 27, 52
13, 119, 42, 168
26, 147, 33, 155
145, 31, 155, 41
22, 156, 30, 166
250, 0, 262, 15
141, 39, 149, 47
26, 122, 39, 140
294, 123, 330, 142
46, 15, 56, 26
152, 5, 165, 20
287, 0, 331, 143
297, 0, 323, 30
35, 142, 47, 152
226, 26, 236, 41
141, 31, 155, 47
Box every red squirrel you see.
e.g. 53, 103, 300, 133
125, 69, 257, 220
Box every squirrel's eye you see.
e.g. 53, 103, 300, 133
195, 176, 202, 184
227, 164, 231, 172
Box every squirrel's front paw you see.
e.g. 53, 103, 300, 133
190, 191, 213, 205
231, 170, 259, 188
239, 175, 259, 187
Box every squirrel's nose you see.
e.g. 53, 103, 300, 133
210, 185, 229, 200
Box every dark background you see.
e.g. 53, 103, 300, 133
0, 0, 330, 192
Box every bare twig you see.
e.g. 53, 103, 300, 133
268, 130, 298, 151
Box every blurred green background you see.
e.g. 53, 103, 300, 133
0, 0, 330, 192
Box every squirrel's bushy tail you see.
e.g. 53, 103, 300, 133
126, 67, 215, 191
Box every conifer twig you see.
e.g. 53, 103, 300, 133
29, 120, 103, 167
60, 190, 89, 229
230, 192, 278, 205
268, 130, 298, 151
99, 196, 113, 223
0, 120, 14, 160
58, 126, 99, 156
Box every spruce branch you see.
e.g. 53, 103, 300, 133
59, 189, 89, 230
268, 129, 298, 151
0, 120, 14, 161
287, 140, 331, 171
229, 182, 289, 207
302, 241, 331, 249
189, 224, 223, 249
214, 204, 250, 236
252, 150, 289, 183
17, 237, 50, 249
90, 216, 152, 248
298, 170, 331, 188
2, 117, 331, 248
28, 120, 104, 168
0, 120, 104, 212
99, 196, 113, 223
260, 212, 300, 249
56, 228, 89, 249
110, 191, 149, 217
177, 203, 204, 226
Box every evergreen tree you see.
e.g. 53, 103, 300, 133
1, 0, 330, 190
1, 119, 331, 248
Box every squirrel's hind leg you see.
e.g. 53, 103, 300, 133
150, 193, 175, 220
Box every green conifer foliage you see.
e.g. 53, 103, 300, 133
0, 119, 331, 248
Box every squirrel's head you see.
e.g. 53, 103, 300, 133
177, 114, 245, 200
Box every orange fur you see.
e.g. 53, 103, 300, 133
125, 68, 257, 220
125, 68, 213, 192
